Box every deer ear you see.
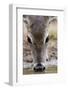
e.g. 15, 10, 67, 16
23, 15, 32, 28
23, 15, 29, 24
48, 16, 57, 24
43, 16, 49, 23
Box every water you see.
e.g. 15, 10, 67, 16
23, 59, 57, 75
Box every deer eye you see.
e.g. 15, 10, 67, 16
27, 36, 32, 44
45, 36, 49, 43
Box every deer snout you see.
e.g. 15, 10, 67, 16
34, 63, 45, 72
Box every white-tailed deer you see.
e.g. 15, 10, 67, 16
23, 15, 57, 72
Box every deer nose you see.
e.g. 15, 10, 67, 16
34, 63, 45, 72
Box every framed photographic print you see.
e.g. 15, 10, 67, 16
9, 4, 65, 86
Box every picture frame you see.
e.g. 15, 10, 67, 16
9, 4, 65, 86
